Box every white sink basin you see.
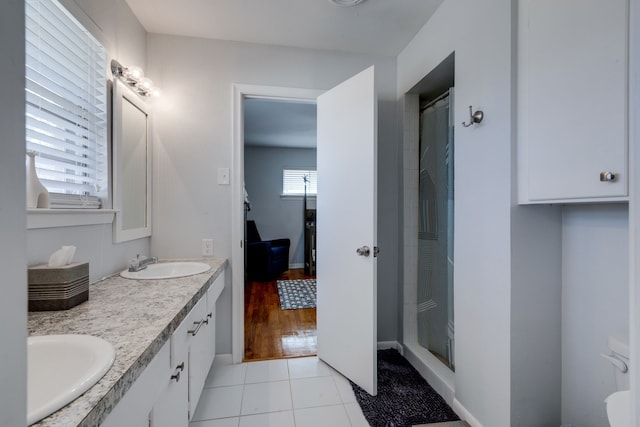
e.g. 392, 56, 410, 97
28, 334, 115, 425
120, 261, 211, 280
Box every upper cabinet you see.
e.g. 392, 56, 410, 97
518, 0, 629, 204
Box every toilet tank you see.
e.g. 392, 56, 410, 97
607, 335, 629, 391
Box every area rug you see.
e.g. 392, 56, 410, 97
350, 349, 460, 427
276, 279, 316, 310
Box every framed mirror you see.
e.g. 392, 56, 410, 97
112, 78, 152, 243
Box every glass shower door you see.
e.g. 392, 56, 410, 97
417, 89, 455, 370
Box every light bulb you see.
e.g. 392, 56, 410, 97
125, 65, 144, 82
138, 77, 153, 92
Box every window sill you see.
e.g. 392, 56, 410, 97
280, 195, 317, 200
27, 209, 116, 230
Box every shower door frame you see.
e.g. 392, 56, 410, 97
401, 93, 456, 404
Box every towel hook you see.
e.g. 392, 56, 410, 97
462, 105, 484, 127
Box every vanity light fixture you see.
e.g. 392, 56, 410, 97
111, 59, 160, 97
328, 0, 366, 6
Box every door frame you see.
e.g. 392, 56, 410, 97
231, 84, 324, 363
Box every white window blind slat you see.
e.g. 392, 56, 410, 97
26, 55, 105, 112
26, 104, 98, 145
25, 23, 90, 81
26, 77, 107, 122
26, 0, 107, 203
28, 0, 89, 56
283, 169, 317, 195
24, 143, 101, 175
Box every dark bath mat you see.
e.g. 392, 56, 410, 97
350, 349, 460, 427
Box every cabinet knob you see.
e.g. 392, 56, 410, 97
600, 171, 617, 182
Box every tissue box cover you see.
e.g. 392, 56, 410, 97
28, 262, 89, 311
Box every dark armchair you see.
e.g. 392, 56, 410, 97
246, 220, 290, 281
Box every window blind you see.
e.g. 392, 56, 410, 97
25, 0, 107, 207
283, 169, 317, 195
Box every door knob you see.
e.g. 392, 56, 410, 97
356, 246, 370, 257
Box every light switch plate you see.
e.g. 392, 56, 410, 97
218, 168, 230, 185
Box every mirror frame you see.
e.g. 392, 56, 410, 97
112, 78, 152, 243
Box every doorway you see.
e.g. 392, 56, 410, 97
243, 97, 318, 361
401, 53, 456, 400
231, 85, 323, 364
418, 88, 454, 370
232, 69, 379, 395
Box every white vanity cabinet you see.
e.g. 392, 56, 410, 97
150, 297, 206, 427
101, 342, 171, 427
103, 268, 226, 427
189, 269, 225, 416
517, 0, 628, 204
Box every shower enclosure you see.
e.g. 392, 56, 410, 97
417, 89, 455, 370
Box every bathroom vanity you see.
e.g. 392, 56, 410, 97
28, 258, 227, 427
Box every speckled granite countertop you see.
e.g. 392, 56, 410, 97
28, 258, 227, 427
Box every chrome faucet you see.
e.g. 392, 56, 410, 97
128, 255, 158, 272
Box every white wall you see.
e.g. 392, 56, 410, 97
561, 205, 629, 427
147, 34, 399, 353
26, 0, 150, 283
245, 146, 316, 267
630, 0, 640, 423
398, 0, 563, 425
399, 1, 514, 425
0, 2, 27, 425
399, 1, 633, 426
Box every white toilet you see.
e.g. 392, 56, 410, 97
602, 335, 630, 427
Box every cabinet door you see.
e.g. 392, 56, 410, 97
101, 342, 170, 427
205, 271, 224, 369
150, 359, 188, 427
188, 316, 209, 419
518, 0, 628, 203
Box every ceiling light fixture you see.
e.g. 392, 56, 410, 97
328, 0, 366, 7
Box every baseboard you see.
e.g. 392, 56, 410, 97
377, 341, 403, 355
452, 398, 483, 427
289, 263, 304, 269
213, 353, 233, 366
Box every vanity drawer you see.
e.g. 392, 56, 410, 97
171, 297, 206, 366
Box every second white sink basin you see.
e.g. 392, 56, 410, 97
120, 261, 211, 280
28, 334, 115, 425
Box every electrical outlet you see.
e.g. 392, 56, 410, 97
202, 239, 214, 257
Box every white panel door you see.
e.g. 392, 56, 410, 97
316, 66, 377, 395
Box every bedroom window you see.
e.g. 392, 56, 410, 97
282, 168, 317, 196
25, 0, 107, 209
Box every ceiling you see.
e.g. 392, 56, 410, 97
125, 0, 443, 149
124, 0, 443, 57
244, 98, 317, 149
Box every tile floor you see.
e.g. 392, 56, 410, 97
190, 355, 469, 427
190, 355, 369, 427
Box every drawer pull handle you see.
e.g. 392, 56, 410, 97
188, 319, 205, 336
171, 362, 185, 382
207, 312, 213, 318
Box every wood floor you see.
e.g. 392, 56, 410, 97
244, 269, 316, 361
